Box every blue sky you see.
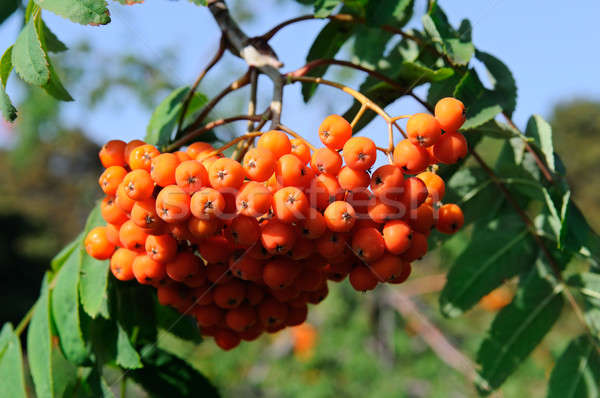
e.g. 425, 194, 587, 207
1, 0, 599, 149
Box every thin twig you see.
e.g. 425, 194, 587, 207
179, 71, 251, 137
176, 35, 226, 135
386, 290, 482, 387
270, 74, 284, 127
247, 68, 258, 132
276, 124, 317, 151
233, 111, 272, 162
196, 131, 263, 162
351, 104, 367, 128
167, 114, 265, 151
15, 306, 35, 337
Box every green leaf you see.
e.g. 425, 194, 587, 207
34, 0, 111, 26
314, 0, 340, 17
352, 26, 392, 69
79, 205, 110, 319
146, 86, 208, 149
568, 272, 600, 335
0, 46, 13, 89
156, 303, 202, 343
473, 119, 520, 139
0, 87, 17, 122
43, 61, 74, 101
444, 167, 503, 225
453, 69, 502, 130
562, 201, 600, 262
83, 367, 115, 398
12, 17, 50, 86
525, 114, 555, 173
115, 0, 145, 4
51, 232, 83, 272
51, 248, 89, 365
0, 324, 27, 398
28, 274, 54, 398
476, 257, 564, 394
365, 0, 414, 27
40, 20, 68, 53
440, 214, 537, 317
547, 335, 600, 398
422, 3, 474, 66
51, 345, 77, 397
475, 50, 517, 117
116, 323, 142, 369
131, 347, 220, 398
301, 20, 355, 101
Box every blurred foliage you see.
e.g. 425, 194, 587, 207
550, 100, 600, 231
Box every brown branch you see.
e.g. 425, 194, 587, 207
386, 290, 483, 389
246, 68, 258, 132
166, 114, 266, 151
179, 71, 251, 137
176, 35, 226, 136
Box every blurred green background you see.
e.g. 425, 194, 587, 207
1, 0, 599, 397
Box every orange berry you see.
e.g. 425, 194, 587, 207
417, 171, 445, 204
256, 130, 291, 159
351, 227, 385, 262
286, 305, 308, 327
345, 189, 373, 217
186, 142, 214, 159
123, 169, 154, 201
337, 166, 370, 192
226, 305, 257, 332
382, 220, 413, 255
436, 203, 464, 234
175, 160, 209, 194
479, 286, 513, 312
206, 262, 234, 285
367, 197, 400, 224
131, 198, 164, 231
150, 153, 179, 187
263, 258, 300, 290
407, 113, 442, 147
316, 231, 348, 259
99, 166, 127, 196
349, 266, 378, 292
261, 219, 297, 255
238, 322, 264, 341
389, 262, 412, 284
115, 182, 136, 213
213, 280, 246, 309
258, 297, 288, 327
124, 140, 145, 164
275, 153, 311, 188
319, 114, 352, 150
300, 208, 327, 239
132, 254, 166, 285
155, 185, 191, 223
208, 158, 245, 191
167, 222, 194, 242
324, 201, 356, 232
307, 284, 329, 304
229, 255, 263, 283
342, 136, 376, 171
129, 144, 160, 171
101, 196, 128, 225
190, 188, 225, 219
190, 284, 213, 305
110, 248, 137, 281
197, 236, 232, 264
246, 284, 265, 306
166, 251, 202, 282
85, 226, 116, 260
200, 154, 223, 170
273, 186, 309, 224
187, 217, 221, 240
290, 139, 311, 164
194, 305, 224, 327
401, 231, 428, 262
105, 223, 120, 246
325, 261, 352, 282
236, 181, 272, 217
242, 147, 276, 182
226, 215, 260, 248
399, 177, 428, 214
99, 140, 126, 168
393, 140, 430, 174
435, 97, 466, 132
370, 253, 405, 282
145, 234, 177, 263
173, 151, 191, 162
370, 164, 404, 199
288, 237, 314, 260
310, 147, 342, 175
405, 203, 435, 234
433, 131, 468, 164
305, 173, 343, 211
157, 283, 185, 308
119, 220, 149, 250
295, 264, 325, 292
271, 284, 300, 303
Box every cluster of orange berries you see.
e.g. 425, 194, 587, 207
84, 97, 467, 350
